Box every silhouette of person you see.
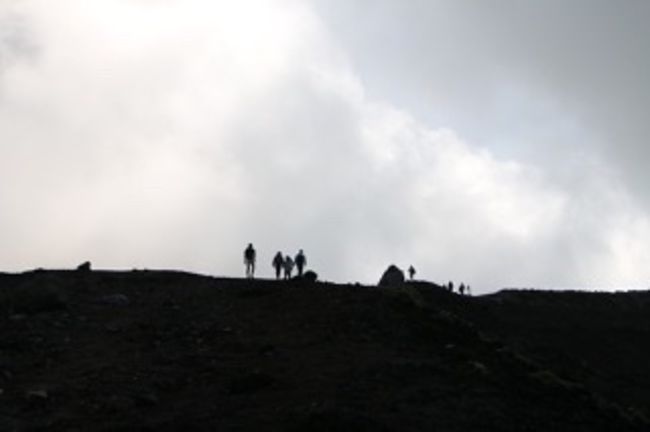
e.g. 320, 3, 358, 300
408, 265, 416, 280
272, 251, 284, 280
295, 249, 307, 277
448, 281, 454, 292
283, 255, 294, 280
244, 243, 256, 278
459, 283, 466, 296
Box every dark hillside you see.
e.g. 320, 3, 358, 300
0, 271, 647, 431
455, 289, 650, 420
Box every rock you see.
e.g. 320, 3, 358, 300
303, 270, 318, 282
76, 261, 91, 272
378, 265, 405, 287
97, 294, 130, 306
467, 361, 489, 376
26, 389, 48, 400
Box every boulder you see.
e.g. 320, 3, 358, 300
76, 261, 91, 272
378, 265, 405, 287
303, 270, 318, 283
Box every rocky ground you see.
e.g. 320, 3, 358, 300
0, 270, 648, 431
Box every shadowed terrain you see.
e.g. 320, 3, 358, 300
0, 270, 648, 431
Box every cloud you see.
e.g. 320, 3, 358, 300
1, 0, 650, 291
314, 0, 650, 192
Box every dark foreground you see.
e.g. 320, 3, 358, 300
0, 270, 648, 431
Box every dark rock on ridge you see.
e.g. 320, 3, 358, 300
378, 264, 405, 287
76, 261, 91, 272
302, 270, 318, 282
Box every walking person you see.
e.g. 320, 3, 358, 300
408, 265, 416, 280
244, 243, 256, 278
283, 255, 294, 280
272, 251, 284, 280
294, 249, 307, 277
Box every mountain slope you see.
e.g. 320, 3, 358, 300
456, 289, 650, 421
0, 270, 647, 431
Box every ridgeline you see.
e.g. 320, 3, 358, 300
0, 270, 648, 431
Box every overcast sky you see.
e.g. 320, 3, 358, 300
1, 0, 650, 291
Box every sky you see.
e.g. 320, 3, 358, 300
1, 0, 650, 292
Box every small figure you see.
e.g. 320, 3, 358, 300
447, 281, 454, 292
408, 265, 416, 280
244, 243, 256, 278
283, 255, 294, 280
272, 251, 284, 280
295, 249, 307, 277
459, 283, 466, 296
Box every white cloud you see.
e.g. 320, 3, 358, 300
1, 1, 650, 291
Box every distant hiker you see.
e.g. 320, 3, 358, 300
408, 265, 416, 280
448, 281, 454, 292
244, 243, 256, 278
283, 255, 294, 279
459, 283, 466, 296
272, 251, 284, 280
294, 249, 307, 277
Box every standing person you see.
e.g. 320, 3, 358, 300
244, 243, 256, 278
408, 265, 416, 280
294, 249, 307, 277
283, 255, 294, 280
459, 283, 466, 296
272, 251, 284, 280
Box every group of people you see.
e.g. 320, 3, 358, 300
243, 243, 307, 280
447, 281, 471, 296
273, 249, 307, 279
244, 243, 471, 294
